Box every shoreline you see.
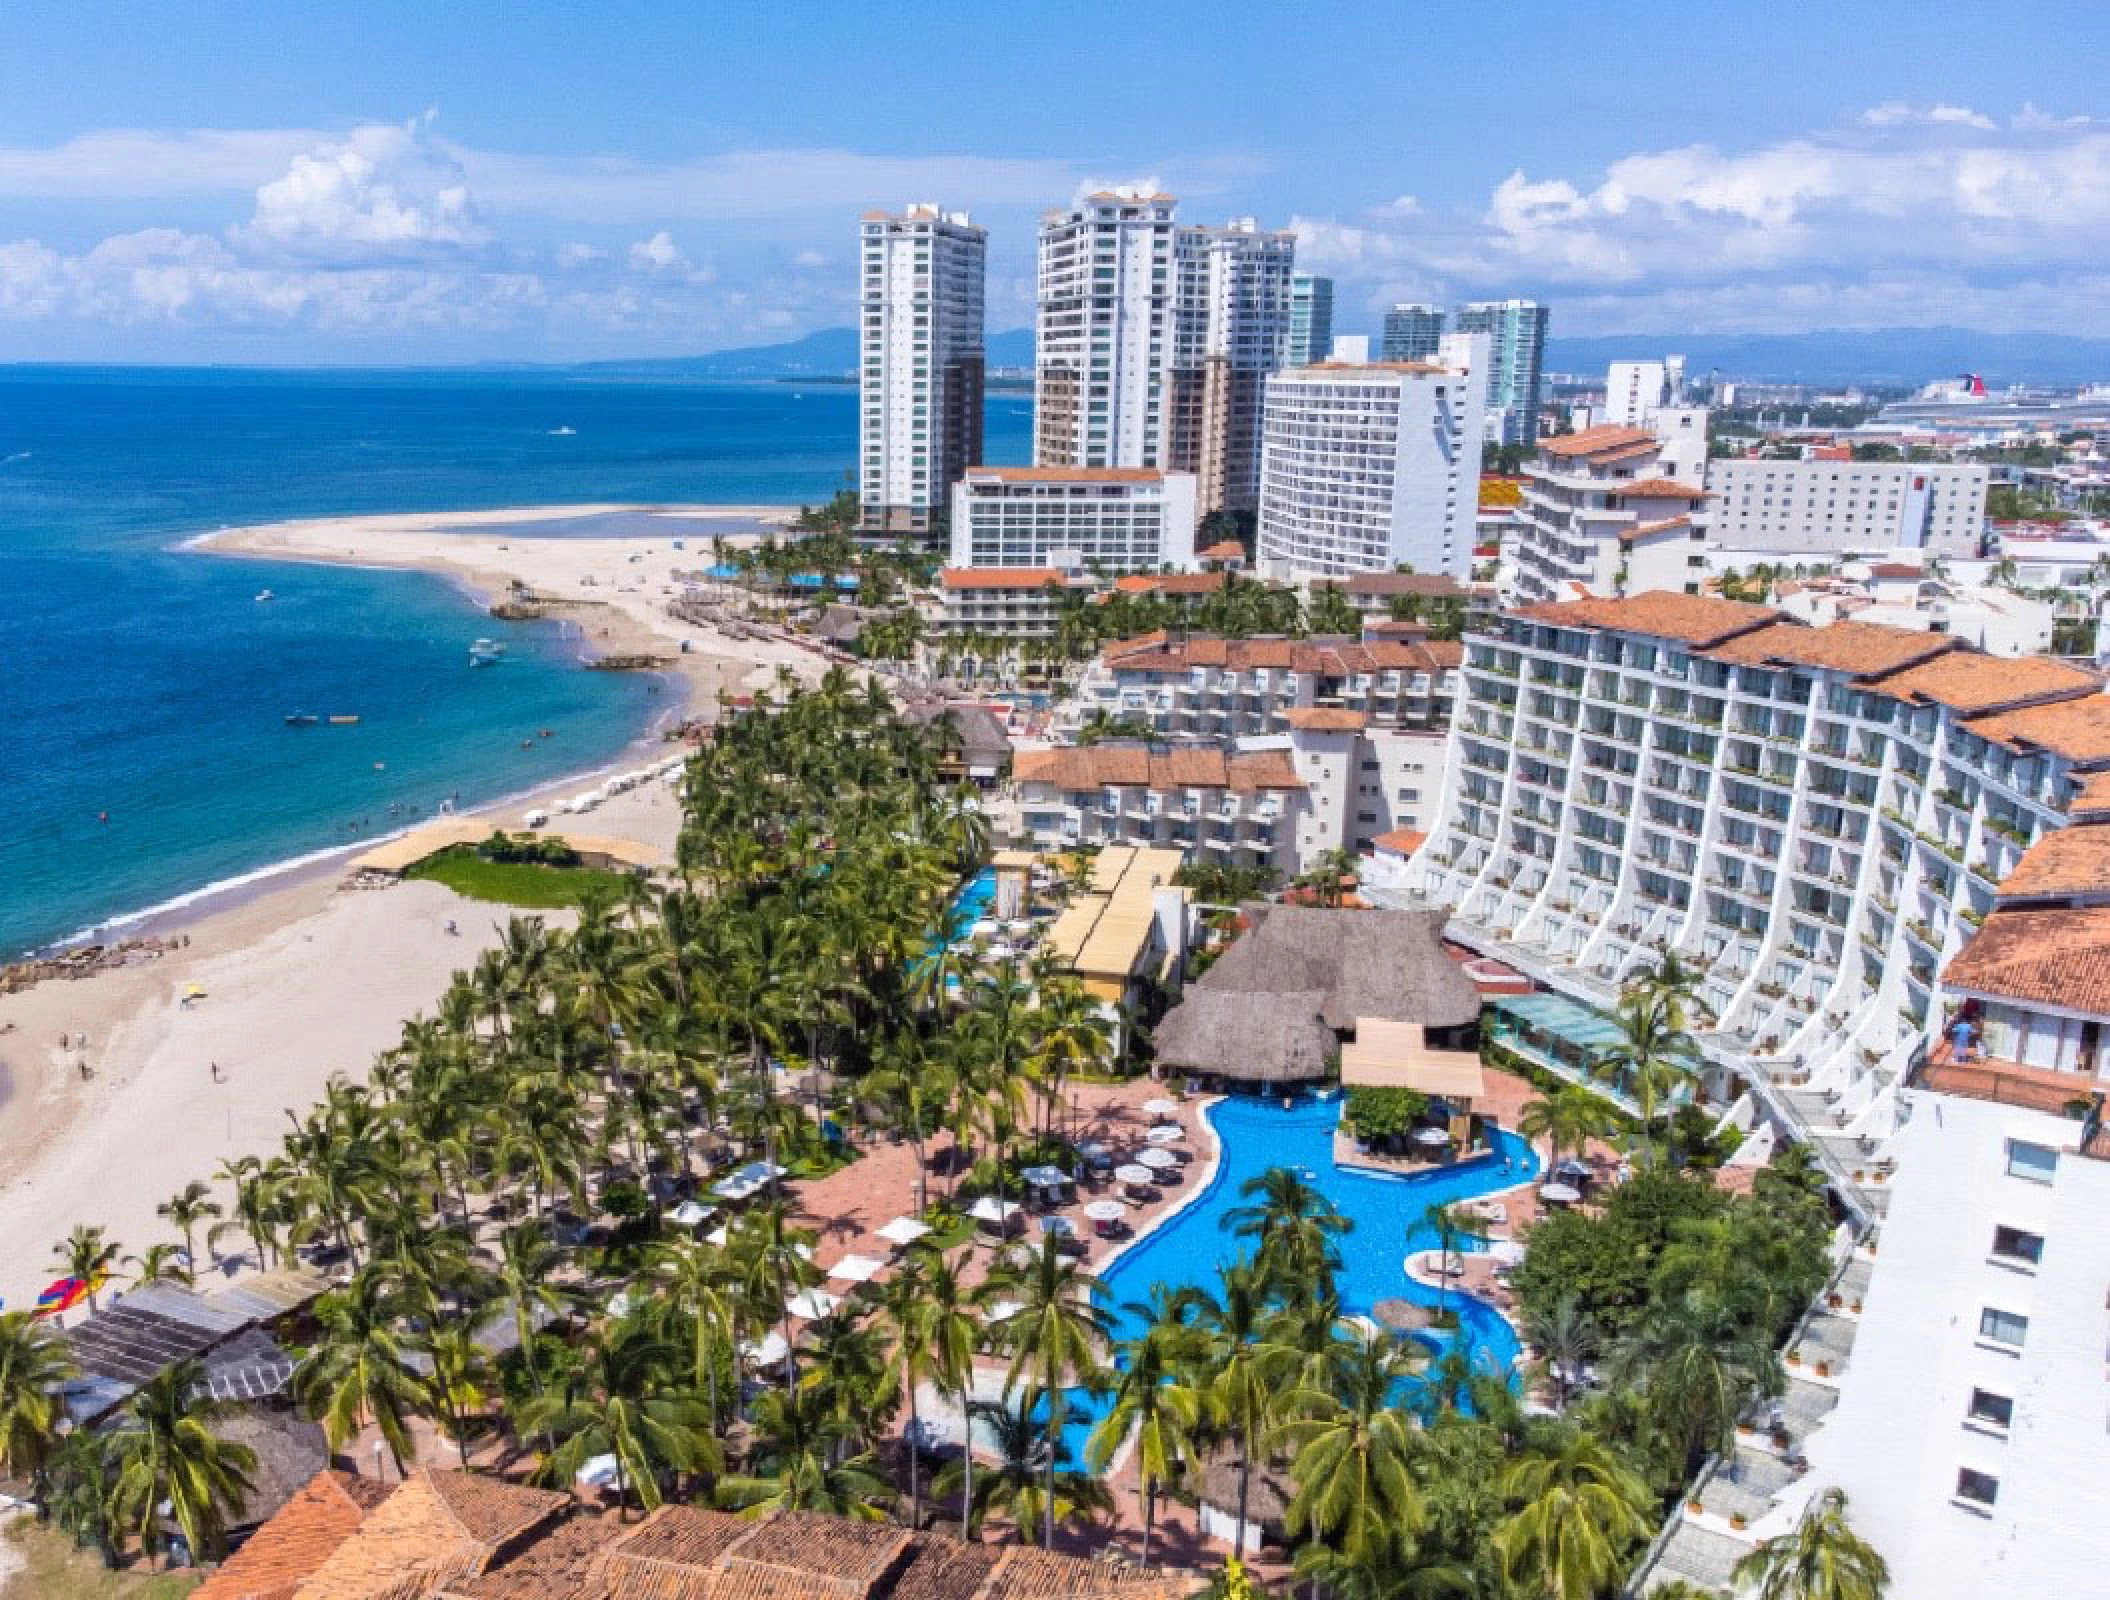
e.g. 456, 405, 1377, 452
33, 501, 796, 959
0, 502, 831, 1310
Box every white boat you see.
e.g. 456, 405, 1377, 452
469, 638, 506, 666
254, 589, 273, 602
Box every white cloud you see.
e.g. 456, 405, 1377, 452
627, 230, 684, 271
792, 248, 828, 269
556, 242, 605, 268
0, 128, 319, 198
232, 116, 485, 257
1294, 106, 2110, 332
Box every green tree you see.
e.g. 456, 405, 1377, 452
156, 1180, 222, 1271
1087, 1307, 1202, 1567
933, 1393, 1111, 1544
1274, 1329, 1428, 1571
519, 1315, 718, 1513
424, 1326, 495, 1469
1491, 1432, 1654, 1600
51, 1224, 121, 1315
1733, 1487, 1890, 1600
290, 1265, 430, 1478
0, 1311, 75, 1485
987, 1232, 1112, 1547
1597, 989, 1702, 1167
104, 1360, 258, 1569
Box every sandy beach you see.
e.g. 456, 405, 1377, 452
0, 504, 830, 1313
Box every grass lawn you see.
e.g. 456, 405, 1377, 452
1, 1518, 198, 1599
403, 845, 637, 910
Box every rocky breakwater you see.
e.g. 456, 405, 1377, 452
2, 935, 184, 997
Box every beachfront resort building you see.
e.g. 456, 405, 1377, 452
931, 566, 1093, 639
1403, 593, 2110, 1115
1039, 844, 1195, 1030
1255, 337, 1490, 581
1380, 303, 1445, 362
1167, 219, 1296, 515
1454, 298, 1550, 447
1705, 458, 1991, 557
1286, 271, 1333, 368
1034, 188, 1180, 470
858, 204, 986, 536
1506, 423, 1715, 604
947, 465, 1200, 572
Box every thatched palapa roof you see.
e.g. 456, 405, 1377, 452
1153, 907, 1479, 1083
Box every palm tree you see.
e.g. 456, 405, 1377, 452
157, 1179, 223, 1271
104, 1360, 258, 1569
1420, 1201, 1489, 1323
1492, 1432, 1654, 1600
1520, 1296, 1596, 1413
0, 1311, 75, 1484
1087, 1312, 1201, 1567
1596, 989, 1702, 1167
1274, 1328, 1427, 1571
1184, 1259, 1277, 1560
52, 1224, 121, 1315
721, 1383, 893, 1521
1223, 1167, 1351, 1298
1609, 1298, 1781, 1475
494, 1221, 573, 1407
1517, 1088, 1610, 1171
987, 1231, 1112, 1547
519, 1315, 718, 1514
873, 1255, 942, 1529
423, 1326, 494, 1469
290, 1265, 430, 1478
917, 1248, 985, 1540
1734, 1487, 1890, 1600
932, 1393, 1111, 1545
124, 1243, 195, 1289
210, 1156, 281, 1270
649, 1238, 738, 1433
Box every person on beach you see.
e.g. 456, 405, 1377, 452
210, 1061, 222, 1083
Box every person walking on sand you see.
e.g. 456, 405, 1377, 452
210, 1061, 223, 1083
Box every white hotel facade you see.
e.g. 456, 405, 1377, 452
1034, 189, 1179, 470
1706, 458, 1991, 557
947, 466, 1199, 572
858, 204, 985, 535
1255, 333, 1488, 581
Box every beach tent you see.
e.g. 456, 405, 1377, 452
35, 1277, 90, 1316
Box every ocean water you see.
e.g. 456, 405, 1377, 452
0, 367, 1035, 956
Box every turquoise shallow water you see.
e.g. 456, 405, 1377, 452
0, 367, 1034, 955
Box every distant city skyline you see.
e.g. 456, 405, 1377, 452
0, 1, 2103, 362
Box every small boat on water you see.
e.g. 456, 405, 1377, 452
284, 712, 319, 727
328, 714, 360, 726
470, 637, 506, 666
254, 588, 274, 602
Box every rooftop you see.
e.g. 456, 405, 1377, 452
1538, 424, 1659, 461
1513, 592, 1780, 648
1879, 651, 2101, 716
1704, 619, 1959, 677
1282, 707, 1368, 732
938, 568, 1068, 591
1969, 692, 2110, 762
1992, 827, 2110, 903
1099, 633, 1459, 677
1945, 904, 2110, 1015
963, 466, 1165, 484
195, 1471, 390, 1600
1618, 478, 1711, 500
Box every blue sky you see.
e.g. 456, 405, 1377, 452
0, 0, 2104, 362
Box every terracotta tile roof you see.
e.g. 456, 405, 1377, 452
1945, 905, 2110, 1016
2070, 770, 2110, 821
1101, 630, 1169, 660
1867, 562, 1923, 578
1994, 825, 2110, 902
1703, 619, 1958, 677
939, 568, 1065, 591
1097, 633, 1457, 678
1970, 693, 2110, 762
1112, 573, 1229, 596
1369, 828, 1427, 854
1538, 425, 1658, 460
1618, 478, 1710, 500
1197, 540, 1245, 560
975, 1548, 1196, 1600
595, 1505, 753, 1595
1623, 515, 1692, 541
890, 1539, 1004, 1600
1015, 745, 1303, 793
966, 466, 1163, 483
1881, 651, 2100, 716
445, 1515, 626, 1600
292, 1472, 565, 1600
1284, 707, 1368, 731
198, 1473, 392, 1600
1513, 593, 1780, 648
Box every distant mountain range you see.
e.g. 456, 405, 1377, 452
1544, 329, 2110, 388
571, 325, 2110, 389
574, 327, 1035, 380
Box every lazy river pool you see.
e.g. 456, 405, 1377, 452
1044, 1093, 1542, 1463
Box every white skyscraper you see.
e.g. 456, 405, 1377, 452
1168, 219, 1294, 515
1255, 331, 1488, 579
1604, 359, 1668, 428
1455, 298, 1550, 447
1033, 188, 1179, 470
858, 204, 986, 535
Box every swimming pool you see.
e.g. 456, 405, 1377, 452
1045, 1094, 1540, 1462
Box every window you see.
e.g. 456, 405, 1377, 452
1954, 1467, 1999, 1508
2005, 1140, 2058, 1183
1990, 1225, 2045, 1266
1977, 1306, 2028, 1348
1966, 1388, 2014, 1430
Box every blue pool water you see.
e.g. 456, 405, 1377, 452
947, 868, 999, 941
1048, 1095, 1540, 1462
